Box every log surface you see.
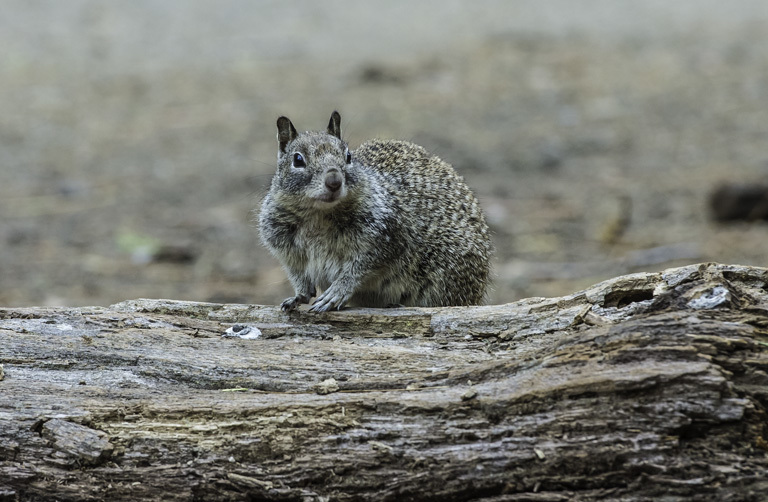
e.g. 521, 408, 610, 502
1, 263, 768, 501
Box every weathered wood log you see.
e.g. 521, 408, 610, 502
1, 262, 767, 501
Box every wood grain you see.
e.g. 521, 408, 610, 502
1, 263, 767, 501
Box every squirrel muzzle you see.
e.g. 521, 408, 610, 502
324, 169, 343, 193
312, 168, 346, 204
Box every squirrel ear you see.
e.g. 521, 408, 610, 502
327, 111, 342, 139
277, 116, 298, 154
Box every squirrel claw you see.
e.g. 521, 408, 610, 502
308, 300, 334, 313
280, 294, 311, 312
310, 290, 349, 312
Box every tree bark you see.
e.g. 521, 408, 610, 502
1, 262, 767, 501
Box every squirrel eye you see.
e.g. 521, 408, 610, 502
345, 149, 352, 164
292, 152, 306, 168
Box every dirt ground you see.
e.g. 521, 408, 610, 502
1, 1, 767, 308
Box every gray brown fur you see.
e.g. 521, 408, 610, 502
258, 111, 492, 312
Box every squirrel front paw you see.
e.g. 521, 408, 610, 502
280, 293, 311, 312
310, 283, 353, 312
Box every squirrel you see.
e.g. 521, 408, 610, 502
258, 111, 492, 312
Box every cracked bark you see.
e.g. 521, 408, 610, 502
1, 263, 767, 501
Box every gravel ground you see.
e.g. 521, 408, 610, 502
1, 1, 767, 307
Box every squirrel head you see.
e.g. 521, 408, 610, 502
273, 111, 354, 210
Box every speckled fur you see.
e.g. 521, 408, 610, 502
259, 111, 492, 312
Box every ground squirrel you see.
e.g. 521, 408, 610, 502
258, 111, 492, 312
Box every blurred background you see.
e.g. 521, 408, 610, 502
2, 0, 767, 307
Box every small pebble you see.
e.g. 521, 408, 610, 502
315, 378, 340, 395
461, 388, 478, 401
222, 325, 262, 339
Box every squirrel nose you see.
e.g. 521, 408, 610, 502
324, 170, 342, 192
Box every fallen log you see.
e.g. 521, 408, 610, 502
1, 262, 767, 501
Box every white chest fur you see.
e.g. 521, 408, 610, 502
294, 224, 351, 290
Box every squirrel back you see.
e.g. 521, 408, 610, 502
258, 111, 491, 312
